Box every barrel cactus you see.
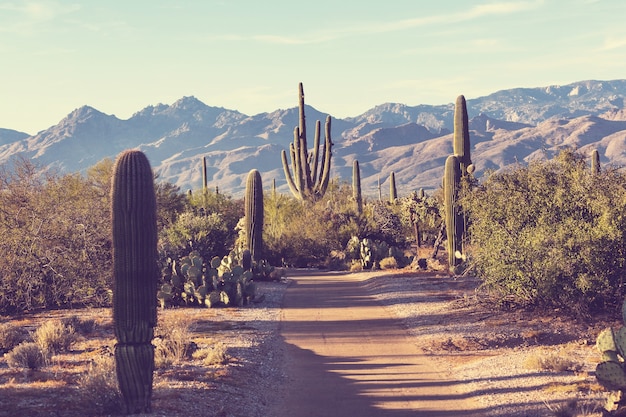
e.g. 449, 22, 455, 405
111, 149, 158, 414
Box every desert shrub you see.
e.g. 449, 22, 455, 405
193, 342, 229, 366
379, 256, 399, 270
154, 313, 195, 368
5, 342, 46, 370
160, 211, 233, 263
62, 315, 96, 335
463, 150, 626, 315
77, 355, 122, 414
0, 322, 26, 354
33, 319, 77, 355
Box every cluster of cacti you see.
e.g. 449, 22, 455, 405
442, 95, 474, 274
595, 300, 626, 411
358, 237, 406, 270
281, 82, 333, 201
244, 169, 264, 262
158, 250, 257, 308
111, 149, 158, 414
352, 160, 362, 214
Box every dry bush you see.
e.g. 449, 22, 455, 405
350, 261, 363, 272
0, 322, 26, 353
524, 350, 581, 372
5, 342, 46, 370
33, 319, 77, 355
63, 315, 96, 335
154, 313, 195, 368
77, 355, 122, 414
193, 342, 229, 366
379, 256, 399, 270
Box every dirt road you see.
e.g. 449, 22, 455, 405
268, 271, 484, 417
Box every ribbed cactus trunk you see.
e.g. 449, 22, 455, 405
280, 82, 333, 202
245, 169, 264, 262
111, 150, 158, 415
454, 95, 472, 176
591, 149, 601, 174
202, 156, 208, 191
389, 171, 397, 203
352, 160, 362, 214
444, 155, 463, 274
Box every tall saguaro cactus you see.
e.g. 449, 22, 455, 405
454, 95, 472, 176
245, 169, 264, 262
444, 155, 463, 274
352, 160, 362, 214
281, 82, 333, 201
111, 150, 158, 414
389, 171, 397, 203
591, 149, 601, 174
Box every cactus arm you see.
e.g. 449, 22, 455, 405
280, 149, 302, 201
315, 115, 333, 196
310, 119, 321, 186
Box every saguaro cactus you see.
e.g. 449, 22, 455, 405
281, 82, 333, 201
111, 150, 158, 414
591, 149, 601, 174
245, 169, 264, 262
352, 160, 362, 214
444, 155, 463, 274
202, 156, 208, 191
454, 95, 472, 176
389, 171, 397, 203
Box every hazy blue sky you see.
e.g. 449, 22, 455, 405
1, 0, 625, 134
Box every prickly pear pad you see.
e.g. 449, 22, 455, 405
596, 361, 626, 390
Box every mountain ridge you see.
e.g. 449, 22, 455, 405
1, 79, 626, 197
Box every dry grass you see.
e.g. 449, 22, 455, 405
5, 341, 46, 370
523, 347, 583, 372
32, 319, 77, 356
192, 342, 229, 366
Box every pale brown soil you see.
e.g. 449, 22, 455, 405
0, 271, 616, 416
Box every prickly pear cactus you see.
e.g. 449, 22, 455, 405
595, 299, 626, 412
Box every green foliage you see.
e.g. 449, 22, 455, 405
0, 158, 112, 314
463, 149, 626, 314
160, 211, 232, 262
399, 190, 442, 248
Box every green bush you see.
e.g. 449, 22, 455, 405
463, 150, 626, 315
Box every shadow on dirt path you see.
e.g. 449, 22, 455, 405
268, 271, 486, 417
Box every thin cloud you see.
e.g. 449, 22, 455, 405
602, 36, 626, 50
215, 0, 544, 45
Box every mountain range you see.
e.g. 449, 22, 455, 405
2, 79, 626, 197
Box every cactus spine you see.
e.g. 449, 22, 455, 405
444, 155, 463, 274
454, 95, 472, 176
352, 160, 362, 214
389, 171, 397, 203
111, 150, 158, 414
591, 149, 601, 174
245, 169, 264, 262
281, 82, 333, 201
